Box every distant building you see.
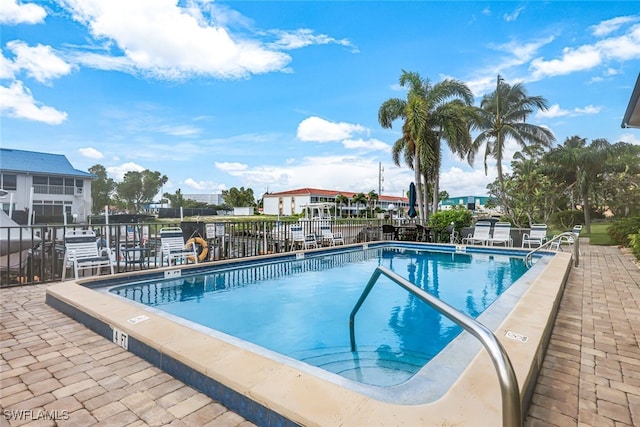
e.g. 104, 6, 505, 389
439, 195, 492, 212
0, 148, 95, 223
183, 193, 224, 205
262, 188, 409, 217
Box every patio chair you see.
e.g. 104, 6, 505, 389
320, 225, 344, 246
289, 225, 306, 250
522, 224, 548, 248
488, 222, 513, 247
303, 234, 318, 250
462, 221, 492, 246
62, 229, 115, 280
160, 227, 198, 266
550, 225, 583, 252
382, 224, 398, 240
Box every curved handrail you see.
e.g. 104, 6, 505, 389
349, 266, 522, 427
524, 231, 579, 267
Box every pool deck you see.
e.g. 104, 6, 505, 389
1, 240, 638, 426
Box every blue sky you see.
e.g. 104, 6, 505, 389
1, 1, 639, 201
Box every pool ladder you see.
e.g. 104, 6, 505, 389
524, 231, 580, 268
349, 266, 522, 427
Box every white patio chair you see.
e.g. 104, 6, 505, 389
550, 225, 583, 252
522, 224, 548, 248
62, 229, 115, 280
462, 221, 492, 246
160, 227, 198, 266
488, 222, 513, 247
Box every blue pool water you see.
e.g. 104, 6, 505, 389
110, 247, 529, 387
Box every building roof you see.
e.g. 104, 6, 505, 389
265, 187, 408, 203
0, 148, 94, 178
622, 73, 640, 128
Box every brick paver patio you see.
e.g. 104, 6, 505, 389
1, 241, 638, 426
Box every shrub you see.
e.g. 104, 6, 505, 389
550, 210, 584, 229
607, 216, 640, 246
630, 234, 640, 260
428, 206, 473, 243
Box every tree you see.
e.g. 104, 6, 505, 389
366, 190, 379, 218
544, 136, 612, 233
469, 76, 555, 197
115, 170, 168, 213
599, 142, 640, 217
222, 187, 256, 207
351, 192, 367, 217
163, 189, 186, 208
335, 194, 349, 218
379, 70, 474, 222
89, 164, 116, 214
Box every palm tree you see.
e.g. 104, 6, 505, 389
545, 136, 612, 233
335, 193, 349, 218
367, 190, 379, 217
351, 193, 368, 218
379, 70, 474, 222
469, 75, 555, 193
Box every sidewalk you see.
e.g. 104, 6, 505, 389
524, 242, 640, 426
1, 241, 638, 426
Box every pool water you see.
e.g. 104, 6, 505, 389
110, 247, 529, 387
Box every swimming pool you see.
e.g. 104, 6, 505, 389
46, 242, 573, 426
108, 247, 529, 389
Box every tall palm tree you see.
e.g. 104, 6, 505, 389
545, 136, 612, 233
470, 75, 555, 193
351, 192, 368, 217
379, 70, 474, 222
335, 193, 349, 218
366, 190, 379, 218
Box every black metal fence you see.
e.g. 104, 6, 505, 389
1, 218, 534, 287
0, 219, 393, 286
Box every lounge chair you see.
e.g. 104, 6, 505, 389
488, 222, 513, 247
550, 225, 582, 252
320, 225, 344, 246
289, 225, 306, 250
62, 229, 115, 280
160, 227, 198, 266
462, 221, 492, 246
522, 224, 548, 248
382, 224, 398, 240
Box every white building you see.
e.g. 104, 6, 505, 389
0, 148, 95, 223
183, 193, 224, 205
262, 188, 409, 217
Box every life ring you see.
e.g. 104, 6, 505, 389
186, 237, 209, 262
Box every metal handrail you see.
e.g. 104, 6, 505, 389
524, 231, 580, 267
349, 266, 522, 427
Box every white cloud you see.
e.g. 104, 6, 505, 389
342, 138, 391, 152
590, 15, 639, 37
619, 132, 640, 145
79, 147, 103, 159
215, 162, 249, 172
530, 22, 640, 79
6, 41, 74, 84
183, 178, 226, 192
156, 124, 201, 137
0, 0, 46, 25
536, 103, 601, 119
57, 0, 292, 79
297, 116, 367, 142
0, 80, 68, 124
268, 28, 357, 52
440, 167, 496, 197
503, 6, 524, 22
106, 162, 145, 181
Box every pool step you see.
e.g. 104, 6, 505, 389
291, 346, 432, 387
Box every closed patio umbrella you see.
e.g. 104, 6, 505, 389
408, 182, 417, 218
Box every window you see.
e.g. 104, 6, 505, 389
0, 174, 16, 190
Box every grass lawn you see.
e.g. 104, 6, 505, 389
549, 221, 615, 246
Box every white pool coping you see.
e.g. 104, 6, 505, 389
47, 244, 573, 426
